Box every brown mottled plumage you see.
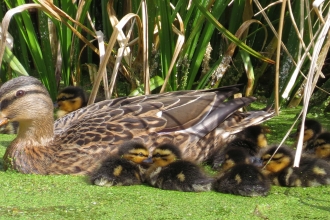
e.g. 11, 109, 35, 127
0, 76, 273, 175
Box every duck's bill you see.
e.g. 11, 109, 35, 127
0, 117, 9, 126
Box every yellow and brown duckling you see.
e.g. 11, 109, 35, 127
90, 141, 149, 187
213, 147, 270, 196
291, 119, 323, 151
310, 132, 330, 162
211, 124, 269, 169
211, 138, 259, 170
55, 86, 87, 118
144, 144, 213, 192
0, 121, 18, 134
261, 145, 330, 187
0, 76, 274, 175
236, 125, 270, 148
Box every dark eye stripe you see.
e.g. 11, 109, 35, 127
130, 153, 148, 157
152, 153, 170, 158
0, 90, 49, 110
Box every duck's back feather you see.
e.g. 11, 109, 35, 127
53, 86, 273, 163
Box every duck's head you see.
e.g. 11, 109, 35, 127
0, 76, 54, 139
313, 132, 330, 159
261, 146, 293, 174
290, 119, 322, 142
149, 144, 182, 167
56, 86, 87, 118
118, 142, 149, 164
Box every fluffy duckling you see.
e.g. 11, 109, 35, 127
236, 125, 270, 148
311, 132, 330, 162
211, 138, 259, 169
213, 147, 270, 196
291, 119, 323, 151
56, 86, 87, 118
144, 144, 213, 192
0, 121, 18, 134
90, 141, 149, 186
261, 145, 330, 187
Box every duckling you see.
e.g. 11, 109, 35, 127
211, 138, 259, 169
213, 147, 270, 196
236, 125, 270, 148
291, 119, 323, 151
261, 145, 330, 187
0, 76, 274, 175
0, 121, 18, 134
311, 132, 330, 162
144, 144, 213, 192
211, 124, 270, 169
56, 86, 87, 118
90, 141, 149, 186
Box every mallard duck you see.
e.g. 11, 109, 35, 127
290, 119, 323, 151
0, 76, 274, 175
213, 147, 270, 196
144, 143, 213, 192
56, 86, 87, 118
310, 132, 330, 162
90, 141, 149, 186
261, 145, 330, 187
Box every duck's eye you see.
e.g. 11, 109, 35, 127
15, 90, 25, 97
153, 153, 161, 158
138, 152, 144, 157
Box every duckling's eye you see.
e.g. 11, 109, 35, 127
153, 153, 161, 158
15, 90, 25, 97
138, 152, 144, 157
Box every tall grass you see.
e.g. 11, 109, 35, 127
0, 0, 328, 107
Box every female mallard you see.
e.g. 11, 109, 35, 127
0, 76, 273, 175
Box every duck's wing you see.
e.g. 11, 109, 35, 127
54, 85, 242, 135
54, 86, 245, 142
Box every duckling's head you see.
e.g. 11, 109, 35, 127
118, 141, 149, 164
314, 132, 330, 159
238, 125, 270, 148
0, 76, 54, 139
261, 146, 293, 174
151, 144, 182, 167
56, 86, 87, 118
291, 119, 322, 142
222, 148, 252, 170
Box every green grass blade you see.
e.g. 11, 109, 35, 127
191, 0, 275, 64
